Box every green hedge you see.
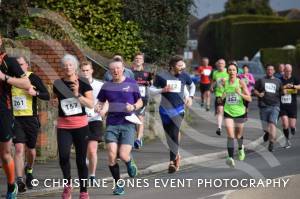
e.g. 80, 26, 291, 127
197, 15, 297, 61
261, 45, 300, 77
231, 21, 300, 59
261, 48, 296, 66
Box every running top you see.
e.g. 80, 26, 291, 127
86, 78, 104, 122
224, 79, 246, 117
280, 76, 299, 108
212, 70, 229, 97
132, 69, 152, 105
254, 76, 282, 107
0, 54, 26, 112
53, 77, 92, 117
97, 77, 141, 125
153, 70, 190, 109
198, 65, 213, 84
12, 71, 50, 116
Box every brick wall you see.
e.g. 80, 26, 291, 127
21, 40, 86, 84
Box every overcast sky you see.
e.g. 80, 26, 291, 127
192, 0, 300, 19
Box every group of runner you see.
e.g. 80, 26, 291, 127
1, 31, 299, 198
196, 58, 299, 167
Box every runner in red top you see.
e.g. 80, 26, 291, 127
197, 57, 213, 111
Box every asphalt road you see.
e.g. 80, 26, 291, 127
19, 96, 300, 199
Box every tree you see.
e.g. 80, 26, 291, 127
0, 0, 28, 38
20, 0, 143, 59
122, 0, 193, 64
224, 0, 273, 16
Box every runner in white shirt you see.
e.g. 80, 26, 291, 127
80, 61, 106, 182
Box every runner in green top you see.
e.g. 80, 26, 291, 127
222, 63, 251, 168
210, 59, 229, 136
224, 78, 246, 117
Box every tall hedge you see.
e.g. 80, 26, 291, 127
198, 15, 289, 61
261, 46, 300, 76
224, 0, 273, 16
261, 48, 296, 66
231, 21, 300, 59
122, 0, 193, 64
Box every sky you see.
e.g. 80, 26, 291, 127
191, 0, 300, 19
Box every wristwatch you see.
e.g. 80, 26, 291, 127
4, 75, 10, 83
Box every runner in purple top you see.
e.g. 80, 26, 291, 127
97, 77, 141, 125
96, 58, 143, 195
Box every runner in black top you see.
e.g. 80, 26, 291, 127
13, 56, 50, 192
0, 34, 31, 198
52, 54, 93, 199
132, 52, 153, 149
279, 64, 300, 148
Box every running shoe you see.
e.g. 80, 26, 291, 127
216, 128, 221, 136
134, 138, 143, 149
226, 157, 235, 168
79, 192, 89, 199
238, 146, 246, 161
268, 142, 274, 152
25, 166, 34, 189
263, 131, 269, 142
127, 159, 138, 178
284, 139, 291, 149
62, 185, 72, 199
6, 183, 18, 199
200, 102, 204, 107
17, 179, 26, 193
168, 162, 176, 174
206, 105, 210, 112
113, 185, 125, 195
291, 129, 296, 135
174, 154, 181, 171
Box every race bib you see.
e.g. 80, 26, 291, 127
139, 86, 146, 97
12, 96, 27, 110
265, 83, 276, 93
61, 97, 82, 116
203, 69, 211, 76
167, 80, 181, 93
226, 93, 239, 105
281, 94, 292, 104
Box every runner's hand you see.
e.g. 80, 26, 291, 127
285, 84, 293, 89
184, 97, 193, 108
70, 79, 79, 96
0, 71, 5, 81
94, 102, 102, 113
258, 92, 265, 98
126, 102, 135, 112
162, 85, 172, 93
27, 86, 37, 96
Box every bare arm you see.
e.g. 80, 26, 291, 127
238, 80, 252, 102
0, 71, 31, 90
126, 98, 143, 112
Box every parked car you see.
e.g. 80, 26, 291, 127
236, 60, 265, 81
